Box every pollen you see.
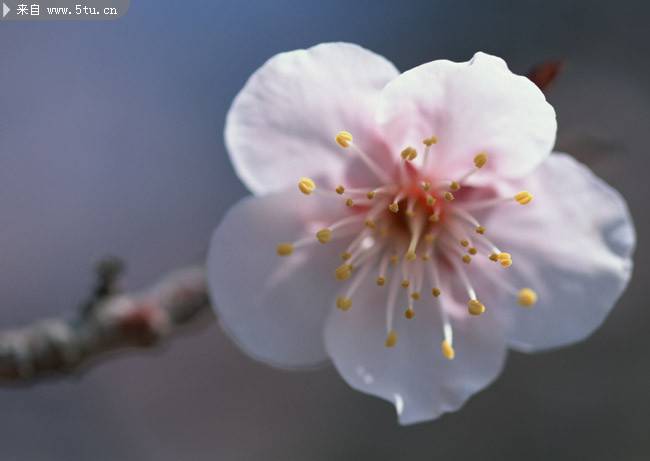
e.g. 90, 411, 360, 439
460, 239, 469, 247
401, 279, 410, 289
366, 190, 376, 199
335, 185, 345, 195
475, 226, 486, 234
421, 181, 432, 191
432, 287, 441, 297
489, 252, 499, 262
298, 177, 316, 195
335, 131, 353, 148
345, 198, 355, 207
401, 146, 417, 161
364, 219, 376, 229
388, 202, 399, 213
468, 247, 478, 255
276, 243, 294, 256
450, 181, 460, 191
462, 255, 472, 264
429, 213, 440, 223
406, 250, 417, 262
404, 308, 415, 319
515, 190, 533, 205
341, 251, 352, 261
423, 136, 438, 146
335, 264, 353, 281
444, 191, 455, 202
316, 228, 332, 244
518, 288, 538, 307
441, 340, 455, 360
385, 330, 398, 348
468, 299, 486, 316
336, 297, 352, 311
497, 252, 512, 268
474, 152, 488, 169
376, 276, 386, 286
424, 233, 435, 244
410, 292, 421, 301
426, 194, 436, 206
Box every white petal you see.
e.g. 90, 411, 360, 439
225, 42, 399, 195
376, 52, 557, 182
484, 153, 635, 351
208, 190, 352, 367
324, 269, 508, 425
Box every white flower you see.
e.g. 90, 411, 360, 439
208, 43, 635, 424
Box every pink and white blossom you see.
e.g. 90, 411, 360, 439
208, 43, 635, 424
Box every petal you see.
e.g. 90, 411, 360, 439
225, 42, 399, 195
208, 190, 351, 368
324, 269, 508, 425
376, 52, 557, 182
483, 153, 635, 351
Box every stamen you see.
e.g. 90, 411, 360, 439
316, 228, 331, 244
450, 181, 460, 192
388, 192, 404, 214
400, 146, 417, 161
518, 288, 538, 307
276, 243, 294, 256
335, 264, 353, 281
376, 250, 391, 286
449, 254, 486, 316
384, 268, 400, 346
405, 197, 416, 218
337, 252, 377, 312
426, 194, 436, 206
444, 191, 455, 202
474, 152, 488, 168
514, 190, 533, 205
366, 191, 376, 200
336, 132, 392, 183
441, 339, 455, 360
335, 131, 353, 148
405, 216, 424, 261
298, 177, 316, 195
385, 330, 398, 348
336, 297, 352, 311
341, 251, 352, 261
421, 180, 432, 192
422, 136, 437, 169
345, 198, 355, 207
335, 185, 345, 195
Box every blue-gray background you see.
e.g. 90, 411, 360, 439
0, 1, 648, 459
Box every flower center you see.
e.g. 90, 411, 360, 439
277, 131, 538, 360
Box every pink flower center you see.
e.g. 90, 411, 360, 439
277, 131, 538, 359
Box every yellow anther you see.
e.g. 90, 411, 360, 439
400, 146, 417, 161
444, 191, 455, 202
468, 299, 486, 316
316, 228, 332, 244
489, 252, 499, 262
468, 247, 478, 255
335, 185, 345, 195
366, 190, 376, 200
421, 181, 431, 191
298, 177, 316, 195
441, 340, 455, 360
335, 131, 353, 148
518, 288, 538, 307
423, 136, 438, 146
428, 213, 440, 223
421, 253, 431, 261
335, 264, 353, 281
364, 219, 376, 229
276, 243, 294, 256
460, 239, 469, 247
410, 292, 421, 301
401, 279, 410, 289
405, 210, 415, 218
385, 330, 398, 348
336, 297, 352, 311
404, 308, 415, 319
388, 202, 399, 213
376, 276, 386, 286
475, 225, 486, 235
462, 254, 472, 264
389, 255, 399, 265
450, 181, 460, 191
405, 250, 417, 262
345, 198, 355, 207
341, 251, 352, 261
514, 190, 533, 205
497, 252, 512, 268
474, 152, 488, 169
426, 194, 436, 206
424, 233, 435, 244
432, 287, 441, 297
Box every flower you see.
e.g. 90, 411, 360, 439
208, 43, 635, 425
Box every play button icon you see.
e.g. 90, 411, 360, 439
2, 3, 9, 18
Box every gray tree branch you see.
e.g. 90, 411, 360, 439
0, 262, 213, 384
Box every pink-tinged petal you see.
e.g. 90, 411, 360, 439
208, 190, 350, 367
225, 42, 399, 195
376, 52, 557, 182
324, 270, 508, 425
484, 153, 635, 351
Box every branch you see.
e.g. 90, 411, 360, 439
0, 261, 213, 384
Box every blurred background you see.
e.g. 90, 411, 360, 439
0, 0, 648, 459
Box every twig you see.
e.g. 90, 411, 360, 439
0, 262, 213, 384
